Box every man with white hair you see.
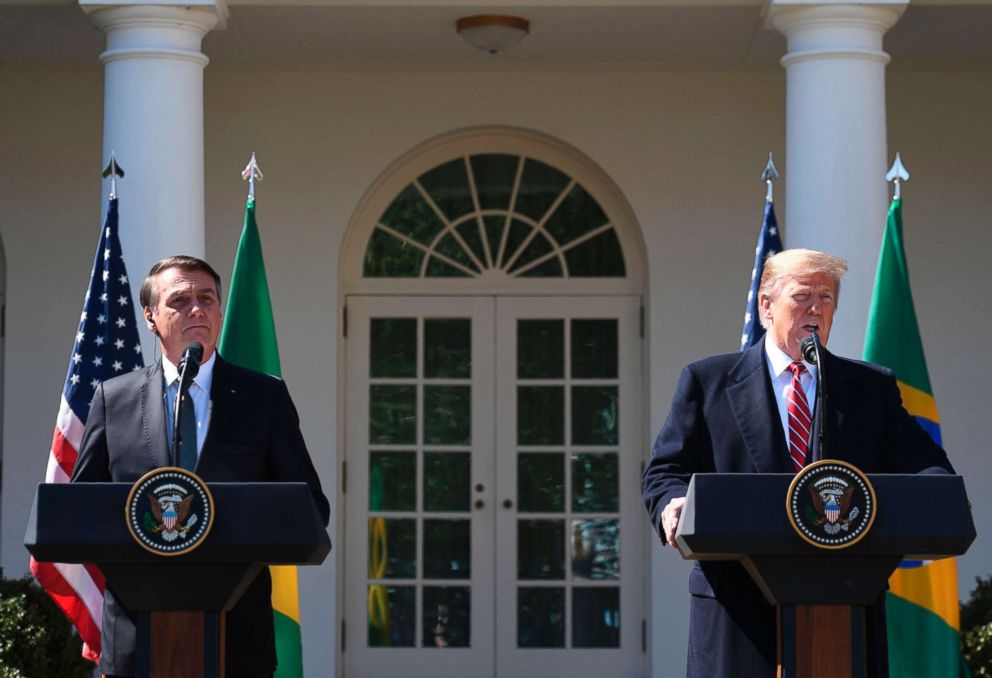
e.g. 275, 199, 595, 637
641, 249, 954, 677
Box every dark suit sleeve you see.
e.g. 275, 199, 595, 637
641, 364, 714, 537
879, 372, 955, 474
70, 382, 112, 483
268, 379, 331, 526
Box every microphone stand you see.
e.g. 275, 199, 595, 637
802, 333, 828, 463
172, 344, 203, 467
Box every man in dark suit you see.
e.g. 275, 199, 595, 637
72, 255, 330, 678
641, 249, 953, 678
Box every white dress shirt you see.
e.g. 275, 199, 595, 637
162, 351, 215, 459
764, 340, 817, 452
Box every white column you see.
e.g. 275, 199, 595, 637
769, 0, 906, 358
82, 0, 224, 312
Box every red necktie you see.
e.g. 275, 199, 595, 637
787, 361, 812, 472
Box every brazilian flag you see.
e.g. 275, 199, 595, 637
219, 196, 306, 677
864, 196, 970, 677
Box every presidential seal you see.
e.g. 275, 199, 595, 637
125, 467, 215, 556
786, 459, 876, 549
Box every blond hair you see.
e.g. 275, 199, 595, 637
758, 249, 847, 329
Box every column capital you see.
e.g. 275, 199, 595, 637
81, 0, 227, 34
80, 2, 225, 67
766, 1, 907, 66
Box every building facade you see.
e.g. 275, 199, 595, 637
1, 1, 990, 675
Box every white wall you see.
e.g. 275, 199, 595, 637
1, 61, 989, 677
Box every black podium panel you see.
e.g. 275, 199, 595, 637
676, 473, 974, 559
25, 482, 330, 565
675, 473, 974, 605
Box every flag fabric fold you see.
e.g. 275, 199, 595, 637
31, 196, 145, 662
864, 196, 969, 677
740, 199, 783, 350
218, 196, 304, 677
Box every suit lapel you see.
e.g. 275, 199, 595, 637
819, 348, 854, 455
141, 363, 171, 468
726, 340, 789, 473
200, 355, 236, 466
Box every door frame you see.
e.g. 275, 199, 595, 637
341, 294, 645, 678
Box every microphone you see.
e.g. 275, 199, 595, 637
799, 333, 819, 364
178, 342, 204, 381
798, 333, 827, 462
173, 342, 204, 468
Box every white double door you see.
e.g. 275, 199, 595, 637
344, 296, 644, 678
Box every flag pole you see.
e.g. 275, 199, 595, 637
102, 152, 125, 201
761, 152, 780, 204
241, 151, 263, 200
886, 151, 910, 200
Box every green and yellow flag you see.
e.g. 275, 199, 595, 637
864, 196, 970, 677
219, 196, 305, 677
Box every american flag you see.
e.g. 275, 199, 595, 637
30, 196, 144, 663
740, 199, 783, 350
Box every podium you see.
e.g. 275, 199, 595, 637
25, 482, 331, 678
675, 473, 974, 678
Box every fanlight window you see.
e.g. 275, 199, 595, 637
363, 155, 626, 278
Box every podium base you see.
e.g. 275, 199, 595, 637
778, 604, 866, 678
135, 610, 225, 678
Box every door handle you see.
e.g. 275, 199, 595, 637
475, 499, 485, 509
502, 499, 513, 509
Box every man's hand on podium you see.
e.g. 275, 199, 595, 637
661, 496, 686, 548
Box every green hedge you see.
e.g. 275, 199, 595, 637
963, 576, 992, 677
0, 575, 92, 678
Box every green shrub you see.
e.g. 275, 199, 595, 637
962, 576, 992, 677
0, 575, 92, 678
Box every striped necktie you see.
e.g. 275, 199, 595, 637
787, 361, 812, 472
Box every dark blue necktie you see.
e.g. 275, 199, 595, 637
177, 384, 198, 471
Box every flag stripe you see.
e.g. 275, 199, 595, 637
30, 559, 102, 661
54, 561, 106, 621
271, 565, 301, 622
889, 558, 960, 630
914, 417, 942, 446
897, 380, 940, 423
50, 427, 79, 481
886, 593, 970, 678
273, 610, 304, 677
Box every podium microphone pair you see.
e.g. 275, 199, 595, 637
172, 342, 204, 466
799, 333, 827, 463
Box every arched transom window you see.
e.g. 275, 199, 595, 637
363, 155, 626, 279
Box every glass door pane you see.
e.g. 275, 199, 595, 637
495, 297, 644, 678
345, 297, 494, 678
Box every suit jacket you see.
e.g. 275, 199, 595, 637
641, 338, 953, 678
72, 355, 331, 677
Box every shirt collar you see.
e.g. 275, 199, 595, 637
764, 338, 817, 379
162, 351, 216, 394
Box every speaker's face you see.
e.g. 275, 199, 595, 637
761, 272, 836, 359
146, 267, 222, 365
